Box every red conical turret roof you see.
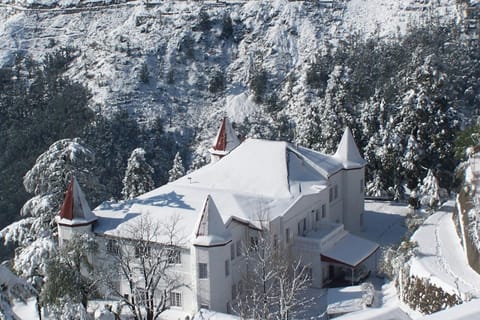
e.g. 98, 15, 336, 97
210, 117, 240, 157
58, 177, 97, 226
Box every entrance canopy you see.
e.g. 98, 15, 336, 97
321, 233, 379, 268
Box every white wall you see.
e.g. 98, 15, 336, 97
327, 172, 344, 225
58, 223, 93, 244
194, 244, 232, 313
342, 168, 365, 234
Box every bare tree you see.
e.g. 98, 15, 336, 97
233, 212, 311, 320
100, 215, 185, 320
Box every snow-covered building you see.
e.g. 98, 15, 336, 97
57, 119, 378, 317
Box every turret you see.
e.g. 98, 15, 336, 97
192, 195, 232, 312
208, 117, 240, 163
333, 127, 367, 169
57, 177, 97, 243
334, 128, 366, 233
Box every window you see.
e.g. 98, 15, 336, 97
170, 292, 182, 307
231, 243, 235, 260
236, 240, 242, 257
322, 204, 326, 218
298, 218, 307, 235
273, 234, 278, 249
167, 249, 181, 264
286, 228, 290, 243
231, 283, 237, 299
334, 185, 338, 199
315, 210, 320, 222
225, 260, 230, 277
250, 236, 258, 250
135, 244, 151, 258
329, 188, 333, 202
360, 179, 364, 192
106, 239, 119, 254
199, 263, 208, 279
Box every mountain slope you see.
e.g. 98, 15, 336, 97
0, 0, 461, 137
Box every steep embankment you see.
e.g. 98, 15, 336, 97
453, 152, 480, 274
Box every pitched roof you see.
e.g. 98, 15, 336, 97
58, 177, 97, 226
193, 195, 231, 247
93, 138, 355, 244
333, 127, 367, 169
210, 117, 240, 156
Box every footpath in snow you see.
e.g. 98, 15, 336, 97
410, 201, 480, 298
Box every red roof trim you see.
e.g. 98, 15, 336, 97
213, 118, 227, 151
59, 179, 74, 220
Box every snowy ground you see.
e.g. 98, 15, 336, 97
410, 201, 480, 299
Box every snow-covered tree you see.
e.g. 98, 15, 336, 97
0, 262, 36, 320
168, 152, 185, 182
122, 148, 155, 199
317, 65, 357, 153
41, 234, 97, 317
233, 222, 310, 320
100, 215, 184, 320
419, 169, 443, 212
0, 138, 104, 317
402, 134, 422, 190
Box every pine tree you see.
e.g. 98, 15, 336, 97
122, 148, 155, 200
0, 138, 104, 317
419, 169, 442, 212
318, 65, 357, 153
402, 134, 422, 190
168, 152, 185, 182
41, 234, 97, 318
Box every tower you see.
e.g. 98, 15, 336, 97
192, 195, 232, 312
333, 127, 367, 233
57, 177, 97, 243
208, 117, 240, 163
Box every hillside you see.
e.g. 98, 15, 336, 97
0, 0, 461, 135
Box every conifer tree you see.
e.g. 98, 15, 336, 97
122, 148, 155, 200
0, 138, 104, 317
168, 152, 185, 182
419, 169, 443, 212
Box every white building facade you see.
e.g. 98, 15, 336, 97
57, 119, 378, 318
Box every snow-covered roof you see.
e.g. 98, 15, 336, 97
321, 232, 379, 268
193, 195, 232, 247
333, 127, 367, 170
93, 138, 357, 244
58, 177, 97, 226
209, 117, 240, 156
